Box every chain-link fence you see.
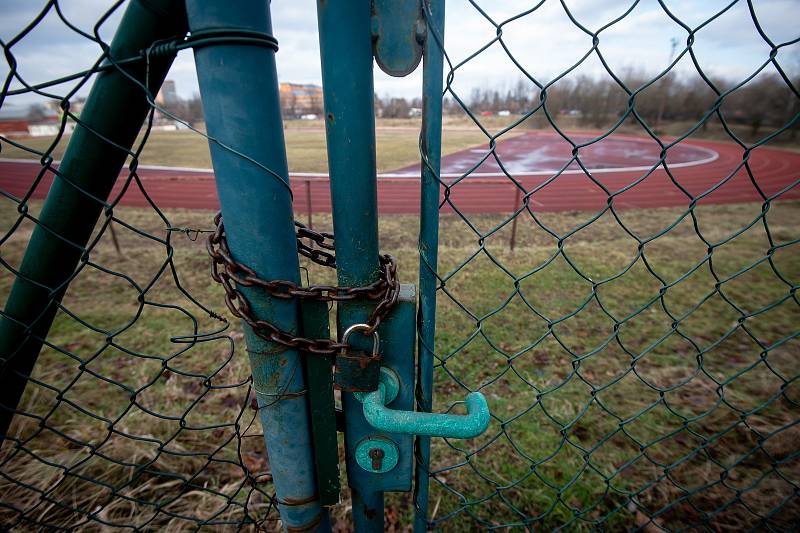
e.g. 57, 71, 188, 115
0, 2, 286, 529
417, 0, 799, 530
1, 0, 799, 531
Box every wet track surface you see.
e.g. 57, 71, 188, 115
1, 132, 798, 214
387, 132, 718, 177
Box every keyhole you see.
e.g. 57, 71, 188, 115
369, 448, 385, 471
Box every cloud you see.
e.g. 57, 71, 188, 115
1, 0, 797, 106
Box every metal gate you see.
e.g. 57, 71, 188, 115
1, 0, 798, 531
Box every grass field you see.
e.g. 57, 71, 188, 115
5, 114, 796, 176
0, 118, 492, 174
0, 193, 797, 529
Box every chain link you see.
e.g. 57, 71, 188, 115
207, 212, 400, 355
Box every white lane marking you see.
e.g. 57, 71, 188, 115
0, 144, 720, 179
375, 145, 720, 178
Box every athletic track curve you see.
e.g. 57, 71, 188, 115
1, 132, 798, 214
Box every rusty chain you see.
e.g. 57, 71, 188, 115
207, 212, 400, 355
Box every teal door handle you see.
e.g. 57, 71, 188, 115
354, 368, 490, 439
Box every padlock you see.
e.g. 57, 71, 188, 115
334, 323, 382, 392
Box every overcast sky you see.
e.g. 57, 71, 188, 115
1, 0, 798, 109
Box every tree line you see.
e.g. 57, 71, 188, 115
158, 95, 205, 124
373, 72, 798, 138
451, 72, 799, 137
153, 71, 797, 139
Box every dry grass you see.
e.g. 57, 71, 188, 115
1, 196, 798, 530
0, 118, 490, 174
12, 112, 798, 181
0, 202, 280, 530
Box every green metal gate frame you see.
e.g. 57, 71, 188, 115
0, 0, 448, 531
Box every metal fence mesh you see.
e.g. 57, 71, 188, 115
0, 0, 798, 531
0, 2, 280, 529
419, 0, 799, 530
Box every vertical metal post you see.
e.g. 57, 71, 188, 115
510, 187, 521, 251
185, 1, 328, 530
0, 0, 187, 443
108, 221, 123, 257
316, 0, 379, 285
300, 300, 340, 506
315, 0, 383, 530
306, 180, 314, 229
414, 0, 445, 530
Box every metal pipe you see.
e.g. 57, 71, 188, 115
185, 1, 328, 530
315, 0, 382, 530
316, 0, 379, 285
510, 187, 522, 251
0, 0, 187, 443
306, 180, 314, 230
414, 0, 446, 530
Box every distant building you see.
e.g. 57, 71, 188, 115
153, 80, 187, 127
28, 122, 72, 137
279, 83, 323, 117
0, 119, 30, 136
156, 80, 180, 106
0, 102, 74, 137
0, 105, 30, 136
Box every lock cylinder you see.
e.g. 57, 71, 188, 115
355, 436, 400, 474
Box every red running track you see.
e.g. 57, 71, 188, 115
1, 132, 798, 214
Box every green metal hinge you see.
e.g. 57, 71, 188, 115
371, 0, 425, 77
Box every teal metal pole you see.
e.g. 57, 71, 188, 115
185, 1, 328, 530
0, 0, 187, 444
315, 0, 383, 530
414, 0, 446, 530
316, 1, 379, 286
